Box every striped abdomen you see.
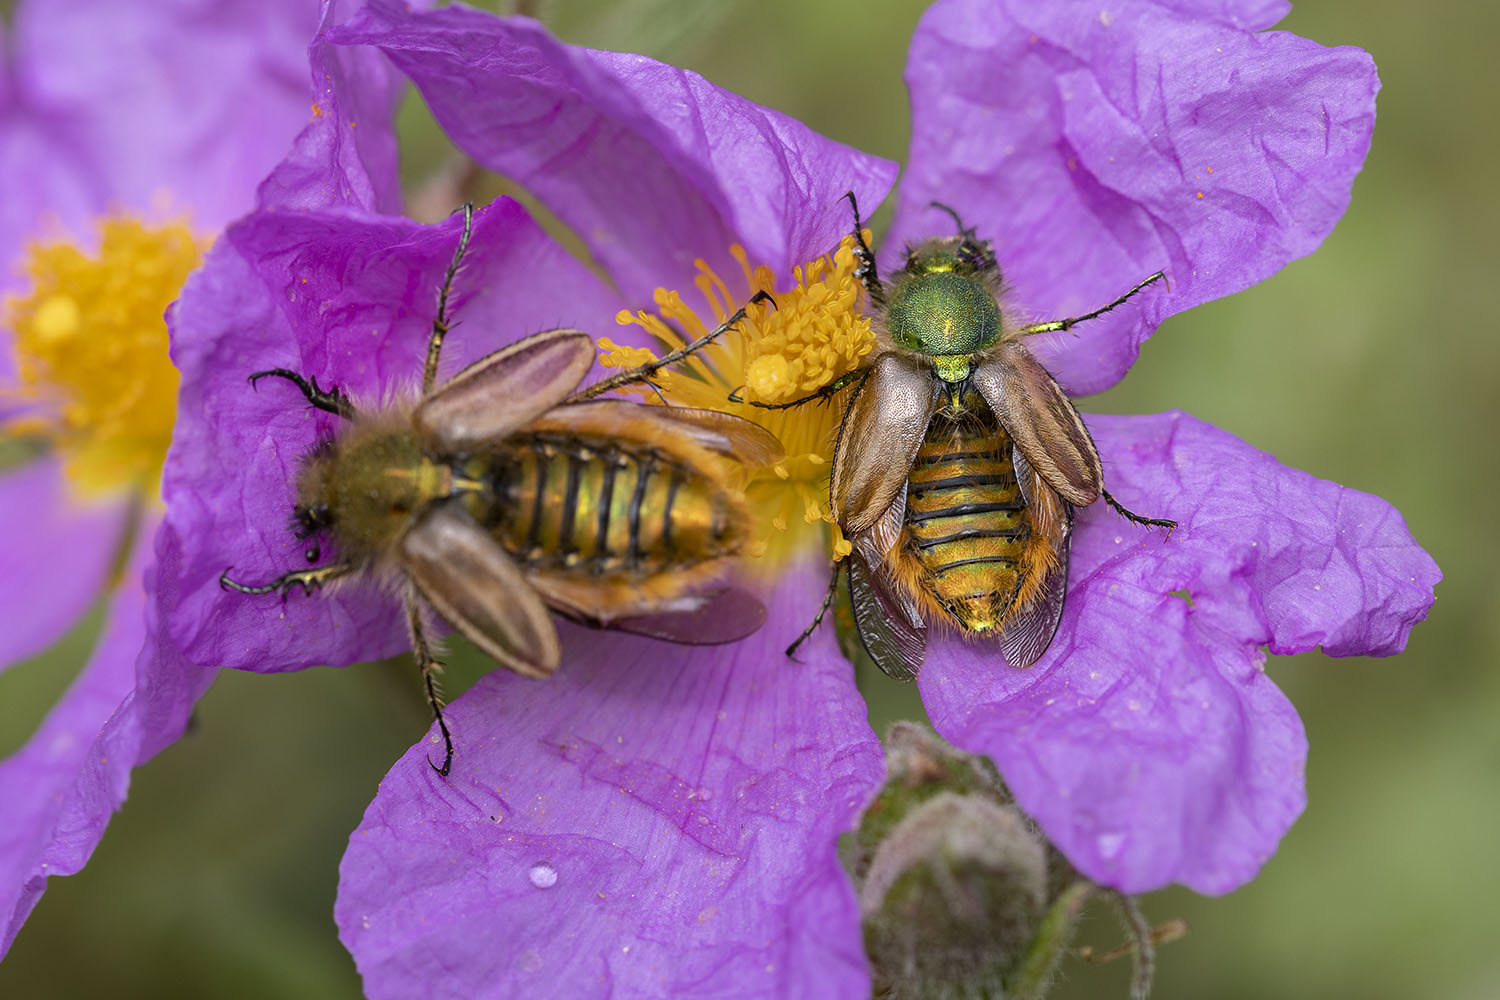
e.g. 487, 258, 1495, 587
474, 432, 740, 578
903, 392, 1029, 632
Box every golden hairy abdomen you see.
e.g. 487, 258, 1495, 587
900, 396, 1031, 632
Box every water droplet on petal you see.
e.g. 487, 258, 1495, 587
528, 862, 558, 889
1097, 832, 1125, 859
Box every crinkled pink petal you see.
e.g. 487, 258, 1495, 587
892, 0, 1377, 395
919, 411, 1439, 894
0, 519, 216, 956
328, 0, 899, 305
161, 198, 626, 672
0, 458, 126, 670
337, 562, 881, 999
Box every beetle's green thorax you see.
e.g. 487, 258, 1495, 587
885, 266, 1001, 376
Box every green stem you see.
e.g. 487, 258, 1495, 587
1009, 880, 1094, 1000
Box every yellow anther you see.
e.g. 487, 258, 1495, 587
736, 235, 875, 407
4, 215, 204, 499
32, 296, 82, 344
746, 353, 795, 402
595, 236, 874, 570
596, 336, 658, 370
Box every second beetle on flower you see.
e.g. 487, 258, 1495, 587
749, 193, 1178, 678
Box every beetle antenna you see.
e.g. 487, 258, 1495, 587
928, 200, 977, 240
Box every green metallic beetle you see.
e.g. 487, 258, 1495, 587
774, 193, 1176, 680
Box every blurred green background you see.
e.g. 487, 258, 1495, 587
3, 0, 1496, 997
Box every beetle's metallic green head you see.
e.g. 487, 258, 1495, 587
885, 240, 1002, 383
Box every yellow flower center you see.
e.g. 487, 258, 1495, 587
600, 235, 876, 569
4, 216, 202, 500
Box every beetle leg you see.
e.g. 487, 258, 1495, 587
1020, 271, 1167, 336
218, 561, 353, 597
423, 202, 476, 394
785, 559, 842, 660
569, 290, 777, 402
727, 367, 871, 410
843, 190, 885, 307
247, 369, 356, 419
407, 596, 455, 777
1103, 490, 1177, 538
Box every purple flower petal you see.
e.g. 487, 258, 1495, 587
0, 520, 216, 956
0, 558, 143, 956
0, 458, 127, 670
329, 1, 900, 304
893, 0, 1378, 395
1, 0, 317, 256
919, 411, 1439, 894
0, 0, 342, 958
337, 561, 880, 999
161, 198, 625, 672
1158, 0, 1289, 30
255, 1, 407, 215
0, 107, 93, 301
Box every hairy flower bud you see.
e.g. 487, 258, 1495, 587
853, 724, 1050, 997
852, 724, 1185, 999
862, 791, 1047, 998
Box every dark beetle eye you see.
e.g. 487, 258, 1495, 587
305, 543, 320, 563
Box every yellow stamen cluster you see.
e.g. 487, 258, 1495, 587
600, 235, 874, 568
4, 216, 203, 499
737, 239, 874, 405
